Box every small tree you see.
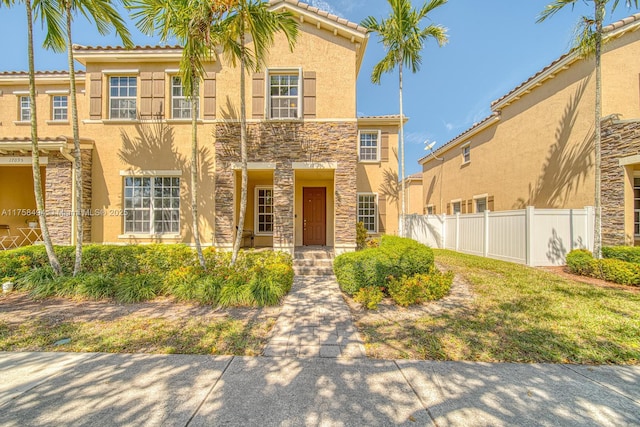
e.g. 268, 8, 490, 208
362, 0, 448, 237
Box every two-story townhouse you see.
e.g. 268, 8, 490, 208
419, 13, 640, 246
0, 0, 400, 254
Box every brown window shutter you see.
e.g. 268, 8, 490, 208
447, 203, 451, 215
140, 72, 153, 118
203, 72, 216, 119
252, 72, 265, 119
467, 199, 473, 213
380, 131, 389, 162
152, 72, 164, 117
488, 196, 494, 211
461, 201, 467, 214
303, 71, 316, 118
89, 73, 102, 119
378, 194, 386, 233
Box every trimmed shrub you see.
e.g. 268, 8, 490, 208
598, 258, 640, 286
387, 271, 453, 307
602, 246, 640, 265
115, 274, 162, 303
334, 236, 435, 295
566, 249, 595, 276
356, 221, 368, 250
353, 286, 384, 310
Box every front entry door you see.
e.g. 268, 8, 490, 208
303, 187, 326, 246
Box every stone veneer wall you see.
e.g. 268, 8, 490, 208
45, 151, 72, 245
214, 121, 358, 249
601, 118, 640, 246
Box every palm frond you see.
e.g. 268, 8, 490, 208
537, 0, 579, 23
33, 0, 65, 52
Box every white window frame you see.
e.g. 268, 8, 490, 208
266, 68, 302, 120
357, 192, 378, 234
19, 96, 30, 122
122, 175, 181, 235
426, 204, 435, 215
451, 199, 462, 215
474, 194, 488, 213
171, 75, 198, 119
109, 75, 138, 119
634, 174, 640, 237
254, 186, 274, 236
461, 142, 471, 164
51, 95, 68, 121
358, 130, 381, 162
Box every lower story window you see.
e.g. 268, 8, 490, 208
358, 193, 377, 233
475, 197, 487, 213
124, 176, 180, 234
452, 201, 461, 215
255, 186, 274, 235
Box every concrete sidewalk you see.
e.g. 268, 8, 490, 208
0, 352, 638, 426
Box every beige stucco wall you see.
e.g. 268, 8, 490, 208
404, 178, 423, 214
356, 123, 400, 235
601, 32, 640, 119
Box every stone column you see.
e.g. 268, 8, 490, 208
45, 152, 72, 245
273, 166, 294, 254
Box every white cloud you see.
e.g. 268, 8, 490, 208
307, 0, 339, 15
404, 131, 431, 146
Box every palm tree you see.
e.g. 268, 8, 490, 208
538, 0, 638, 259
1, 0, 63, 275
362, 0, 448, 237
131, 0, 233, 268
39, 0, 132, 276
214, 0, 298, 265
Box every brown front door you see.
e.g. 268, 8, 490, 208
303, 187, 326, 246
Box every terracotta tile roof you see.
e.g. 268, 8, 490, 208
406, 172, 422, 180
0, 136, 67, 142
73, 44, 181, 52
359, 114, 402, 119
0, 70, 84, 77
270, 0, 368, 34
491, 13, 640, 109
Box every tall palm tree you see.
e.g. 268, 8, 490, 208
1, 0, 63, 275
215, 0, 298, 265
39, 0, 132, 276
538, 0, 638, 259
131, 0, 233, 268
362, 0, 448, 237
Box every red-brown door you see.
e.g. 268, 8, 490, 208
303, 187, 326, 246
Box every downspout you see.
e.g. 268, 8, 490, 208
60, 146, 76, 246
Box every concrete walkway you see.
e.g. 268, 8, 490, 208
1, 351, 639, 426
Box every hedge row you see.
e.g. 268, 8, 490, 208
602, 246, 640, 265
1, 245, 294, 306
566, 249, 640, 286
334, 236, 452, 309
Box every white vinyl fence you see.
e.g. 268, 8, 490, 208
404, 207, 594, 266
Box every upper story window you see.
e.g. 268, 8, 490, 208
52, 95, 68, 121
426, 205, 435, 215
462, 144, 471, 164
19, 96, 30, 121
171, 76, 198, 119
452, 201, 461, 214
268, 71, 300, 119
359, 131, 380, 162
109, 76, 137, 119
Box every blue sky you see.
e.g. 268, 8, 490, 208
0, 0, 637, 176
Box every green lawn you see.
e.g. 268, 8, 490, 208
0, 316, 275, 356
360, 250, 640, 364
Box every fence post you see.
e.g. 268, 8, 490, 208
525, 206, 535, 266
440, 214, 446, 249
455, 212, 460, 251
483, 210, 490, 257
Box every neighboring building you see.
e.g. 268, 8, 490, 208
0, 0, 400, 255
419, 13, 640, 246
403, 173, 423, 214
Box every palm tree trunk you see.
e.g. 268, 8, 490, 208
593, 1, 604, 259
399, 62, 406, 237
191, 75, 206, 268
232, 28, 248, 265
26, 0, 61, 275
66, 4, 83, 276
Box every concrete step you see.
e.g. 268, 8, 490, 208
294, 266, 334, 276
294, 248, 334, 260
293, 258, 334, 267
